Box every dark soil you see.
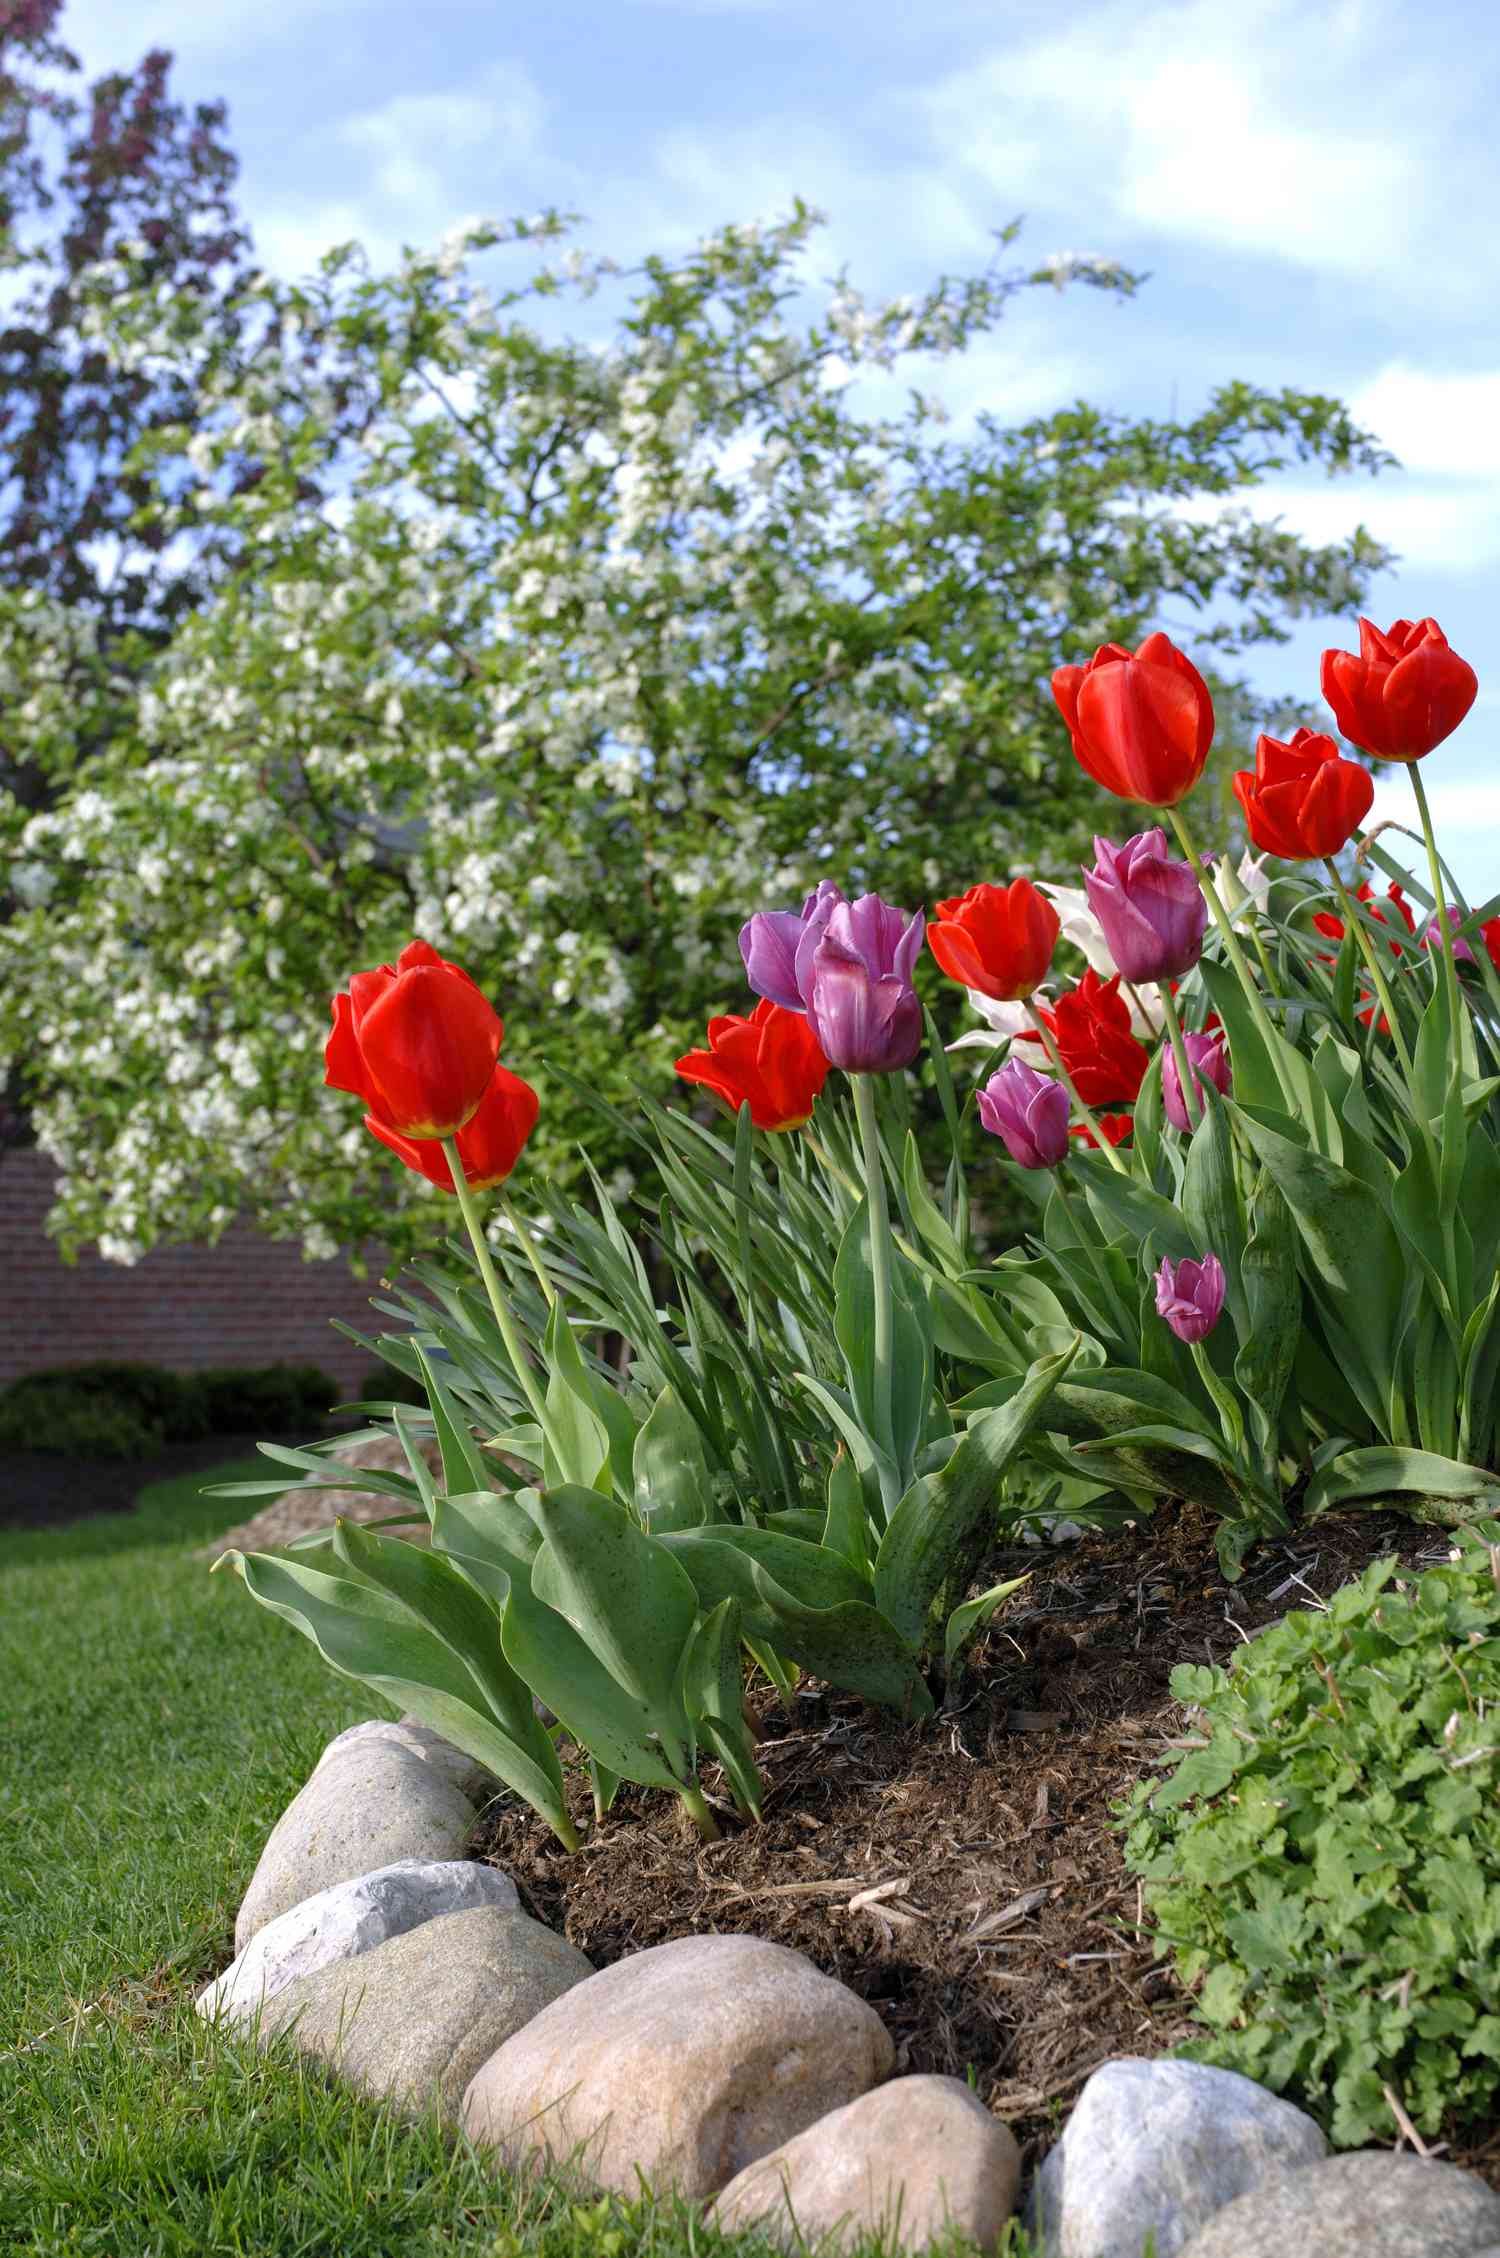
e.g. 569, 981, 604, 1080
474, 1503, 1500, 2190
0, 1432, 271, 1530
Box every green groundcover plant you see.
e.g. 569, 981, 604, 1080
1119, 1523, 1500, 2149
212, 604, 1500, 1884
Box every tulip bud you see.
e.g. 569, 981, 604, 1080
1084, 828, 1207, 983
1422, 906, 1476, 966
806, 894, 925, 1074
1231, 728, 1374, 861
676, 997, 830, 1130
325, 938, 502, 1140
977, 1057, 1071, 1169
366, 1062, 539, 1192
1162, 1029, 1232, 1133
927, 878, 1059, 1001
1320, 615, 1477, 764
1051, 631, 1215, 806
739, 879, 846, 1013
1154, 1252, 1226, 1344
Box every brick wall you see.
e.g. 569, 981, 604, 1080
0, 1149, 389, 1393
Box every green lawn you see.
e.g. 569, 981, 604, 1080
0, 1460, 1035, 2258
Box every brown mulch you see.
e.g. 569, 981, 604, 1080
473, 1502, 1500, 2189
197, 1431, 441, 1560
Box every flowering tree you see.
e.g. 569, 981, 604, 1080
0, 202, 1396, 1264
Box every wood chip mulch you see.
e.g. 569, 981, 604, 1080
473, 1503, 1500, 2188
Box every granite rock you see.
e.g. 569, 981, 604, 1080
1031, 2056, 1326, 2258
462, 1932, 894, 2199
1178, 2152, 1500, 2258
234, 1743, 476, 1952
199, 1857, 517, 2025
711, 2073, 1020, 2251
259, 1904, 591, 2121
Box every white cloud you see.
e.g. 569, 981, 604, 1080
254, 60, 568, 278
1350, 365, 1500, 482
1157, 360, 1500, 576
914, 0, 1451, 281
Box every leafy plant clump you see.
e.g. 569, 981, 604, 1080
1120, 1524, 1500, 2147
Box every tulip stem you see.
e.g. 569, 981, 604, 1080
1158, 985, 1202, 1135
677, 1778, 721, 1843
444, 1141, 551, 1435
1410, 765, 1465, 1045
1021, 1002, 1129, 1174
851, 1071, 898, 1480
1165, 804, 1292, 1095
1246, 920, 1281, 998
1323, 859, 1415, 1081
500, 1190, 557, 1312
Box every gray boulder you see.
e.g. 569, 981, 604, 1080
234, 1742, 476, 1951
199, 1857, 518, 2025
462, 1932, 894, 2199
711, 2074, 1021, 2251
315, 1716, 501, 1805
1031, 2056, 1326, 2258
259, 1903, 591, 2122
1178, 2152, 1500, 2257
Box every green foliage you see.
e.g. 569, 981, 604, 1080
0, 1381, 163, 1459
0, 1359, 337, 1457
1119, 1525, 1500, 2148
0, 204, 1395, 1265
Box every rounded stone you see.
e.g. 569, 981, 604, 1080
315, 1716, 501, 1805
199, 1856, 518, 2025
1177, 2152, 1500, 2257
1030, 2056, 1326, 2258
711, 2073, 1021, 2252
461, 1931, 895, 2199
258, 1903, 592, 2122
234, 1743, 476, 1952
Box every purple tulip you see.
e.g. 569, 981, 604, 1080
1154, 1251, 1226, 1344
805, 893, 925, 1073
1084, 828, 1208, 983
739, 879, 846, 1012
1162, 1029, 1232, 1133
1423, 906, 1476, 965
978, 1058, 1071, 1169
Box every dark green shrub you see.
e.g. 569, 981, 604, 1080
1120, 1524, 1500, 2148
0, 1382, 162, 1458
195, 1363, 336, 1433
8, 1360, 210, 1439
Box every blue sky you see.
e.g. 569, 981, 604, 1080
65, 0, 1500, 901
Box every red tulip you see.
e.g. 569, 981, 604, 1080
1051, 631, 1215, 806
1232, 728, 1374, 860
676, 997, 830, 1131
1313, 880, 1416, 960
927, 879, 1060, 1001
1069, 1111, 1134, 1150
1320, 616, 1477, 764
366, 1064, 540, 1192
1017, 968, 1151, 1106
325, 938, 502, 1139
1484, 918, 1500, 977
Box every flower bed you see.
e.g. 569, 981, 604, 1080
194, 607, 1500, 2239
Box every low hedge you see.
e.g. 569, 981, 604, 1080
0, 1361, 338, 1460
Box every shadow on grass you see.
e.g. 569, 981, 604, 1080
0, 1446, 270, 1563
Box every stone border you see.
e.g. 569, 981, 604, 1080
195, 1719, 1500, 2257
